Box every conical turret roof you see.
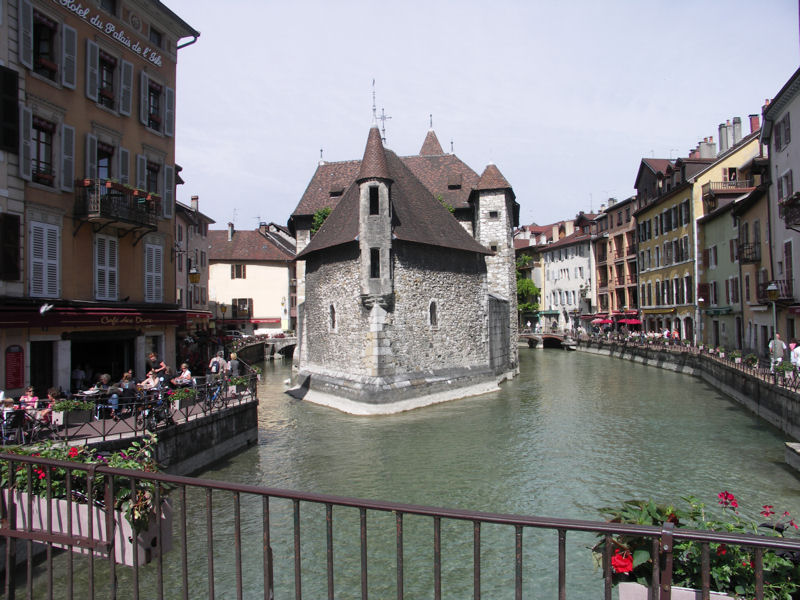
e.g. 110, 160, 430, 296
419, 129, 444, 155
357, 125, 391, 181
476, 163, 511, 190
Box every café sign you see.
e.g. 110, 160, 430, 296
52, 0, 163, 67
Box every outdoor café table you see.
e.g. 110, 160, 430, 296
74, 389, 112, 420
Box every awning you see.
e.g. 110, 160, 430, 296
619, 318, 642, 325
592, 318, 614, 324
538, 310, 560, 316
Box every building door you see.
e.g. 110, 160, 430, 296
30, 341, 53, 397
735, 316, 742, 349
785, 241, 794, 298
712, 320, 720, 347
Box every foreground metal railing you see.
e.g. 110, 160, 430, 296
1, 453, 799, 600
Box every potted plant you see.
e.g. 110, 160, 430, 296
167, 387, 196, 409
716, 346, 725, 358
776, 359, 795, 380
0, 433, 171, 566
729, 349, 742, 364
593, 492, 800, 600
52, 398, 95, 426
745, 353, 759, 368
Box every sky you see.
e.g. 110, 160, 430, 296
166, 0, 800, 231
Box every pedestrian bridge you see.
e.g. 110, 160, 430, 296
519, 332, 576, 350
231, 335, 297, 359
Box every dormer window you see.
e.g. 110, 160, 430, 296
447, 173, 462, 189
330, 186, 344, 198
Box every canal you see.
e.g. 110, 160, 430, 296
25, 348, 800, 598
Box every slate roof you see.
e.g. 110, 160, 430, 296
477, 163, 512, 191
357, 126, 391, 181
420, 129, 444, 155
296, 128, 491, 259
208, 229, 295, 262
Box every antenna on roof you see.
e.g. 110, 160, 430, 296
450, 139, 454, 153
429, 114, 433, 129
371, 79, 377, 124
319, 148, 324, 164
379, 107, 392, 145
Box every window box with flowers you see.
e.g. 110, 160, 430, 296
0, 433, 171, 566
51, 398, 95, 426
729, 350, 742, 364
593, 492, 800, 600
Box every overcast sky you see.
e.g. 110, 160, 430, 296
167, 0, 800, 231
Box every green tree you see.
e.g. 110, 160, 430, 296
515, 255, 540, 316
311, 206, 332, 236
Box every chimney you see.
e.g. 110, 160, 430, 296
718, 123, 728, 153
725, 119, 734, 150
749, 114, 760, 134
191, 195, 199, 212
564, 221, 574, 236
227, 222, 234, 242
732, 117, 742, 145
259, 221, 268, 236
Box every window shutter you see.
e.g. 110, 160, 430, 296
62, 25, 77, 89
18, 0, 32, 69
789, 170, 794, 197
139, 71, 149, 125
729, 239, 734, 262
776, 123, 783, 150
725, 279, 730, 304
153, 245, 162, 302
95, 234, 118, 300
778, 176, 784, 200
163, 164, 174, 218
30, 222, 59, 298
164, 87, 174, 137
118, 146, 129, 183
136, 154, 147, 189
85, 133, 97, 180
19, 105, 31, 181
120, 60, 133, 116
61, 124, 74, 191
95, 235, 106, 298
786, 113, 792, 146
30, 222, 44, 297
85, 39, 98, 101
144, 244, 162, 303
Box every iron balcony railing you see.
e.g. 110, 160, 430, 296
74, 179, 161, 230
2, 453, 799, 600
757, 279, 794, 304
738, 242, 762, 264
701, 179, 755, 198
779, 192, 800, 227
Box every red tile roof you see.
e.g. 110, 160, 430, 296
357, 126, 391, 181
477, 163, 511, 191
420, 129, 444, 155
208, 229, 295, 262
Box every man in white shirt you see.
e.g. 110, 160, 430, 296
769, 333, 787, 372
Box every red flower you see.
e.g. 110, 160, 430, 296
761, 505, 775, 518
716, 544, 727, 556
611, 548, 634, 574
718, 491, 738, 508
68, 447, 79, 458
34, 468, 46, 480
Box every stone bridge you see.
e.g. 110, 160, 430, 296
519, 332, 576, 350
231, 336, 297, 361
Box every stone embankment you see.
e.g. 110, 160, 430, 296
576, 340, 800, 471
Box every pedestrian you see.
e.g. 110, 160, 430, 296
209, 351, 226, 379
792, 340, 800, 371
769, 333, 787, 372
227, 353, 240, 377
147, 352, 168, 377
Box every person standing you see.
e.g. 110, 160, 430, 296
208, 351, 226, 379
227, 353, 240, 377
769, 333, 787, 372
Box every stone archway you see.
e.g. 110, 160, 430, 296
683, 316, 694, 342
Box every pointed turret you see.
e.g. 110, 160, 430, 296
357, 125, 391, 182
419, 129, 444, 155
477, 163, 512, 190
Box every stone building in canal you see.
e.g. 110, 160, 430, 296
288, 124, 519, 413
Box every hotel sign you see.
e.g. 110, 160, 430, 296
52, 0, 163, 67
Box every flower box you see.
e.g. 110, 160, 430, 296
618, 582, 733, 600
52, 410, 93, 427
734, 357, 742, 364
3, 490, 172, 566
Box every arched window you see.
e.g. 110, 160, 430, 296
329, 304, 336, 331
429, 300, 438, 328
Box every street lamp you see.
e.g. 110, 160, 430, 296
767, 282, 779, 366
220, 304, 227, 331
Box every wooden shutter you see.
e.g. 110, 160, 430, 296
30, 222, 59, 298
118, 146, 129, 183
18, 105, 31, 181
61, 124, 74, 191
18, 0, 33, 69
136, 154, 147, 189
164, 87, 174, 137
62, 25, 77, 89
729, 239, 735, 262
776, 121, 783, 150
95, 235, 118, 300
725, 279, 730, 304
139, 71, 149, 125
85, 133, 97, 180
786, 113, 792, 146
145, 244, 162, 302
163, 164, 174, 217
85, 39, 98, 101
120, 60, 133, 116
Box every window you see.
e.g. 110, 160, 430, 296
33, 11, 58, 80
139, 72, 174, 136
745, 273, 751, 302
231, 264, 246, 279
778, 170, 794, 201
0, 213, 21, 281
329, 305, 336, 331
147, 80, 161, 130
369, 186, 379, 215
708, 245, 718, 268
29, 221, 59, 298
775, 113, 791, 151
177, 224, 183, 243
0, 67, 19, 153
201, 251, 207, 267
489, 210, 499, 219
99, 0, 117, 14
97, 50, 117, 109
97, 141, 113, 181
685, 275, 693, 303
146, 161, 160, 194
200, 287, 207, 304
31, 117, 55, 186
429, 300, 438, 328
232, 298, 252, 318
149, 27, 163, 48
370, 248, 380, 279
95, 234, 118, 300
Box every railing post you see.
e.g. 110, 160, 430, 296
659, 521, 674, 600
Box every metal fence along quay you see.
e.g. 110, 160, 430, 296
2, 453, 800, 600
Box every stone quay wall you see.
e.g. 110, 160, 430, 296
577, 340, 800, 442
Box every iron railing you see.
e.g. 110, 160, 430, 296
757, 279, 794, 304
738, 242, 762, 263
74, 179, 160, 230
2, 453, 799, 600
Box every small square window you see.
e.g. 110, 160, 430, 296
488, 211, 499, 218
149, 27, 163, 48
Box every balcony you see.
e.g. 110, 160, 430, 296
597, 253, 607, 265
701, 179, 755, 199
779, 191, 800, 228
757, 279, 794, 304
738, 242, 761, 264
74, 179, 161, 232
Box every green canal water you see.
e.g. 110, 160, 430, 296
26, 348, 800, 598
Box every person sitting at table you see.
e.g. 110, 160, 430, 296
114, 372, 137, 416
171, 363, 192, 387
18, 386, 38, 412
90, 373, 120, 418
37, 388, 58, 424
141, 370, 161, 390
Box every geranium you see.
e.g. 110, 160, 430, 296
67, 446, 79, 458
593, 493, 800, 599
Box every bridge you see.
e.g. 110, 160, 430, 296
230, 335, 298, 360
519, 331, 577, 350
